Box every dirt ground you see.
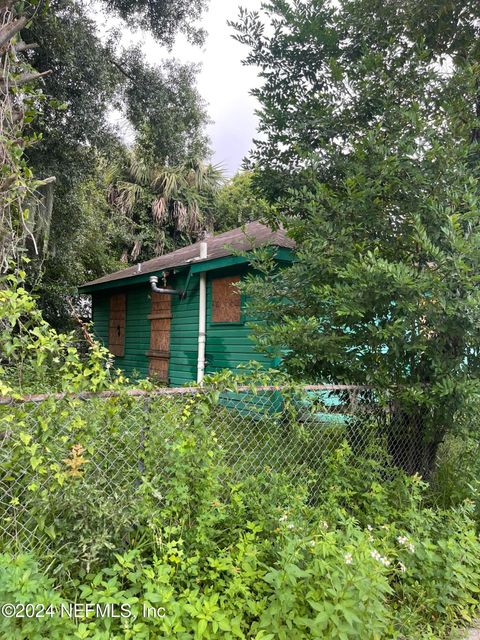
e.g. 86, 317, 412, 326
464, 625, 480, 639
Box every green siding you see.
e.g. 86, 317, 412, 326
92, 294, 109, 346
92, 286, 151, 380
168, 271, 200, 386
91, 264, 275, 386
121, 287, 151, 378
205, 266, 273, 376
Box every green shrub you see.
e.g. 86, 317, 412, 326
2, 440, 480, 639
0, 554, 75, 639
0, 273, 121, 394
429, 433, 480, 511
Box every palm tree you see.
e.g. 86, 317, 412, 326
108, 152, 224, 261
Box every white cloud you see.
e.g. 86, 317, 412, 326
93, 0, 262, 175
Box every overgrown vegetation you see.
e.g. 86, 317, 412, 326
234, 0, 480, 476
2, 0, 480, 637
2, 284, 480, 639
2, 392, 480, 639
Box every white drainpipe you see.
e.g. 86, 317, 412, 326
196, 238, 208, 383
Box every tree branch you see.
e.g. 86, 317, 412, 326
0, 68, 52, 88
0, 15, 27, 49
14, 42, 39, 53
109, 57, 137, 83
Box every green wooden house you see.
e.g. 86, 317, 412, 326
79, 222, 295, 386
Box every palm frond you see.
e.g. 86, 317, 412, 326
103, 160, 121, 186
187, 200, 202, 233
172, 200, 189, 231
151, 167, 183, 202
131, 238, 142, 261
116, 181, 144, 214
152, 197, 168, 224
154, 229, 166, 256
194, 162, 225, 191
128, 155, 151, 186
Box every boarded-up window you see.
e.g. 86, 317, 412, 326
211, 275, 241, 323
108, 293, 126, 356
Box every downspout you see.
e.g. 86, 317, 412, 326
197, 237, 208, 383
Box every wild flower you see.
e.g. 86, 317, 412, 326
321, 521, 329, 530
287, 523, 295, 530
367, 524, 373, 531
371, 549, 390, 566
397, 535, 415, 553
399, 562, 407, 573
279, 514, 288, 522
344, 552, 353, 565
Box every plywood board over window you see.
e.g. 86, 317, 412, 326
108, 293, 126, 356
211, 275, 241, 323
147, 292, 172, 382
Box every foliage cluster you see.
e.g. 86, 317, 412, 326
2, 284, 480, 638
106, 156, 224, 263
213, 172, 274, 233
13, 0, 215, 327
0, 273, 118, 395
1, 409, 480, 639
233, 0, 480, 476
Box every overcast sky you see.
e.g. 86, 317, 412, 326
96, 0, 262, 175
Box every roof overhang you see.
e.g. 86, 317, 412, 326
79, 246, 294, 295
78, 265, 187, 294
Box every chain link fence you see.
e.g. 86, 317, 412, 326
0, 384, 425, 557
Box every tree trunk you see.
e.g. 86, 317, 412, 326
387, 406, 441, 479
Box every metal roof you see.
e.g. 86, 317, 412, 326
80, 221, 295, 289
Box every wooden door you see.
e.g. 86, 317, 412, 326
108, 293, 126, 356
147, 292, 172, 382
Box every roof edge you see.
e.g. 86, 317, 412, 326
79, 246, 295, 294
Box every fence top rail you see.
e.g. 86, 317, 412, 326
0, 384, 370, 406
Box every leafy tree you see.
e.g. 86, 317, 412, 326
36, 157, 126, 327
20, 0, 211, 326
233, 0, 480, 474
213, 171, 273, 232
23, 0, 119, 158
0, 0, 55, 273
104, 0, 208, 47
120, 49, 210, 165
23, 0, 210, 183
